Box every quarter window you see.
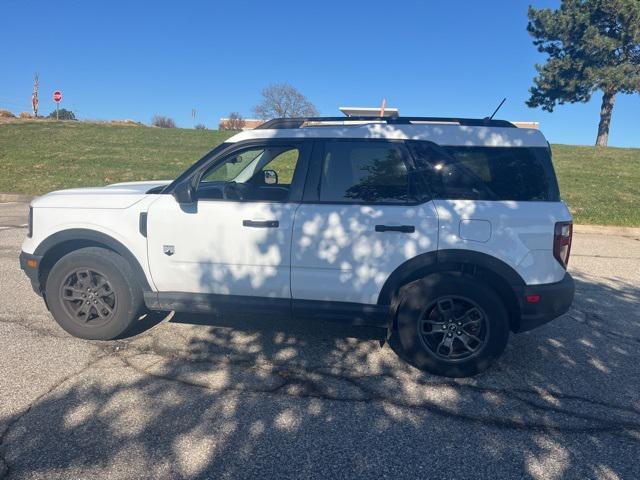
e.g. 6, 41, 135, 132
319, 141, 410, 203
407, 141, 558, 202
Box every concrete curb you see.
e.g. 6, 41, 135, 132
0, 193, 34, 203
573, 224, 640, 237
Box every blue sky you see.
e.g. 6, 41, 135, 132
1, 0, 638, 146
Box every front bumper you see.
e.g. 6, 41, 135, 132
514, 273, 575, 333
19, 251, 44, 295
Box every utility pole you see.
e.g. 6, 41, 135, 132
192, 108, 196, 128
31, 73, 39, 118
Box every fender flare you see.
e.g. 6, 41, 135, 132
377, 249, 525, 307
34, 228, 151, 291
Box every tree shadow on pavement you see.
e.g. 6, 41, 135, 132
1, 273, 639, 479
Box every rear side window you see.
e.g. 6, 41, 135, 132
319, 141, 410, 203
407, 141, 560, 201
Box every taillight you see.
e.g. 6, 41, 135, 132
553, 221, 572, 269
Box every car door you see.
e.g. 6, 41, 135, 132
146, 140, 311, 302
291, 139, 439, 307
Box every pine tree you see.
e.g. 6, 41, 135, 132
527, 0, 640, 146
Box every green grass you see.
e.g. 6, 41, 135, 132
552, 144, 640, 226
1, 120, 639, 226
0, 121, 234, 194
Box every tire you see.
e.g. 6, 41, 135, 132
45, 247, 144, 340
394, 273, 509, 377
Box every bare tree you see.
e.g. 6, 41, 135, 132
151, 115, 176, 128
253, 83, 319, 119
220, 112, 246, 130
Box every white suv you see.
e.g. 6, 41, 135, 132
20, 116, 574, 377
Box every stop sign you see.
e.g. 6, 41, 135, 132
53, 91, 62, 103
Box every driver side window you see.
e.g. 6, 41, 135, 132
198, 145, 301, 202
262, 148, 299, 185
203, 148, 264, 183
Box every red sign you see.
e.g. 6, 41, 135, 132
53, 91, 62, 103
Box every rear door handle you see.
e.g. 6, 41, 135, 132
375, 224, 415, 233
243, 220, 279, 228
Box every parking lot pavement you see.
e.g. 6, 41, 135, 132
0, 203, 28, 231
1, 202, 639, 480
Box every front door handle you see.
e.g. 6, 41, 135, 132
243, 220, 279, 228
375, 224, 415, 233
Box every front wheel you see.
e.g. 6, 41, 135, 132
394, 273, 510, 377
45, 247, 144, 340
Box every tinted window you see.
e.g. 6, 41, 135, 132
408, 141, 559, 201
319, 141, 409, 203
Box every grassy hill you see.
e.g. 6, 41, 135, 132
0, 120, 233, 194
1, 120, 638, 226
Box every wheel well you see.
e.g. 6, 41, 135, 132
389, 264, 522, 332
472, 266, 521, 332
35, 230, 151, 295
38, 240, 115, 293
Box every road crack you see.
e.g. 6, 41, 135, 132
0, 352, 112, 478
565, 309, 640, 345
116, 350, 640, 436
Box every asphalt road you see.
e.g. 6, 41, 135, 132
1, 202, 639, 480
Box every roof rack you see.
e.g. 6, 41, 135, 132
256, 116, 516, 130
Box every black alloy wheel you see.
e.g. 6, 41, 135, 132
59, 268, 117, 328
418, 296, 488, 361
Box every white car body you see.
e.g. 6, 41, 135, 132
21, 118, 574, 337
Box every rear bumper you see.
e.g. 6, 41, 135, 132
514, 273, 575, 333
19, 251, 44, 295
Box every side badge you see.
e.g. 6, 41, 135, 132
163, 245, 175, 256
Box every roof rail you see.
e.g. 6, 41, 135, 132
256, 116, 516, 130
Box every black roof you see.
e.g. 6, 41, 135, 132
257, 116, 516, 130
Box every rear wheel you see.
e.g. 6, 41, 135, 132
394, 273, 509, 377
45, 247, 144, 340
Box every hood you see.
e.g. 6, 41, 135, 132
31, 180, 172, 209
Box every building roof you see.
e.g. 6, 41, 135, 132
511, 121, 540, 130
339, 106, 400, 117
218, 118, 264, 130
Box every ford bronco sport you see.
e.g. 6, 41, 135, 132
20, 116, 574, 377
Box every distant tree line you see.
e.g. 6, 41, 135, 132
48, 108, 76, 120
151, 115, 176, 128
5, 80, 323, 131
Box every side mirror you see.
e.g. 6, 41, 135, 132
172, 181, 195, 204
263, 169, 278, 185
